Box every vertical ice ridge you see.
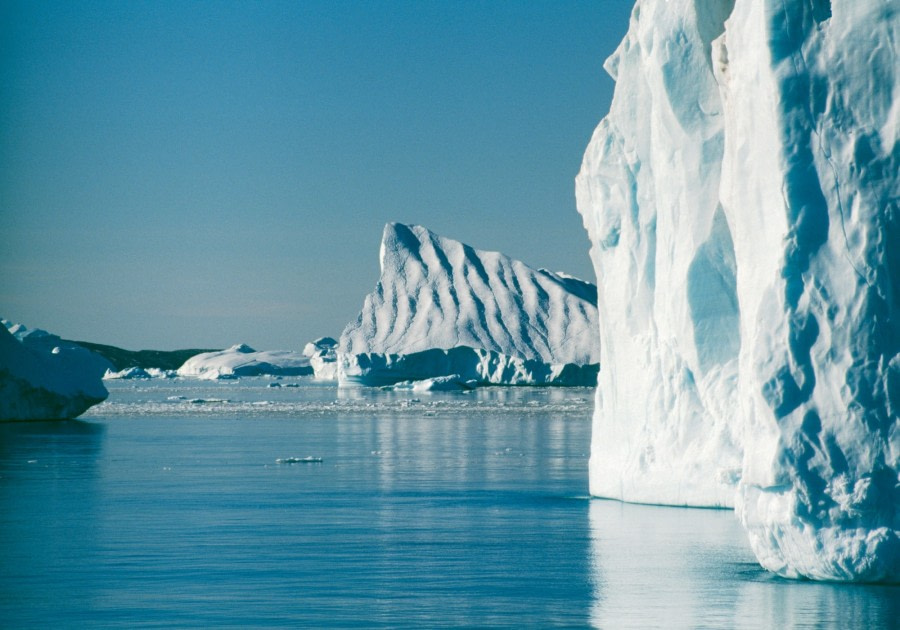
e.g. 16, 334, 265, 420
577, 0, 899, 581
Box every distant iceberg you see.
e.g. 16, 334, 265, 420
104, 367, 152, 380
303, 337, 338, 380
576, 0, 899, 581
335, 223, 600, 387
385, 374, 477, 392
177, 344, 313, 380
1, 319, 109, 420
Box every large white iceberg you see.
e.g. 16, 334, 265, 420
177, 344, 313, 380
576, 0, 898, 581
337, 223, 600, 386
0, 320, 109, 420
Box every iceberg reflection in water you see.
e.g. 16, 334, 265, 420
588, 500, 899, 629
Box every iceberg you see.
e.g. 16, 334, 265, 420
303, 337, 338, 380
0, 321, 109, 420
177, 344, 313, 380
103, 367, 152, 380
576, 0, 898, 581
337, 223, 600, 386
341, 347, 599, 387
385, 374, 478, 392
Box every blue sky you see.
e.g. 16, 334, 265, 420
1, 0, 633, 350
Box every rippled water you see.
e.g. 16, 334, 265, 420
1, 379, 896, 628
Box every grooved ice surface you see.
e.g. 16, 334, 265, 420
338, 224, 600, 385
576, 0, 898, 581
0, 321, 109, 420
342, 224, 600, 364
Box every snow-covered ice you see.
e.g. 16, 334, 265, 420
576, 0, 898, 581
337, 223, 600, 386
177, 344, 313, 380
0, 320, 109, 420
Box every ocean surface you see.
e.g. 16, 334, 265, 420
1, 378, 897, 628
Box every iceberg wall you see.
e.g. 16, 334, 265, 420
341, 346, 599, 387
0, 321, 109, 420
576, 0, 898, 581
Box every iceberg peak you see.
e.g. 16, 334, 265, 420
343, 223, 600, 366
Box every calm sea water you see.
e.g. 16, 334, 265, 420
1, 379, 897, 628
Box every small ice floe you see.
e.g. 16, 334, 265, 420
267, 383, 282, 388
275, 457, 323, 464
188, 398, 230, 404
167, 396, 187, 401
103, 367, 151, 380
383, 375, 478, 392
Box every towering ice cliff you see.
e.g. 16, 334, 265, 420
337, 223, 600, 386
1, 321, 110, 420
576, 0, 898, 581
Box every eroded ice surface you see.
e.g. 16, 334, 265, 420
337, 223, 600, 386
576, 0, 899, 581
0, 320, 109, 420
177, 344, 313, 380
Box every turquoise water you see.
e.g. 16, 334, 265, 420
1, 380, 896, 628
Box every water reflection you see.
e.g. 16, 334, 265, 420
588, 499, 900, 629
0, 420, 106, 624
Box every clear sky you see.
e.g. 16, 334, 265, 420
1, 0, 634, 351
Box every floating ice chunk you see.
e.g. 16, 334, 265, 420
177, 344, 312, 379
103, 366, 152, 380
275, 457, 323, 464
304, 337, 339, 380
145, 368, 176, 379
385, 374, 478, 392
